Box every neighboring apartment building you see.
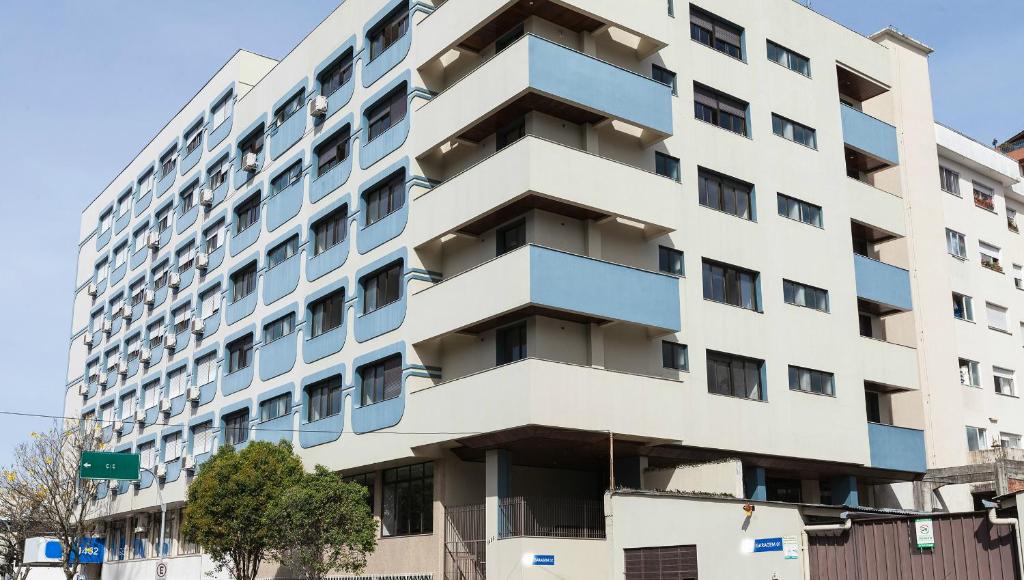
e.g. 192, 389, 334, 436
998, 128, 1024, 176
63, 1, 943, 578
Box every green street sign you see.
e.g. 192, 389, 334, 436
79, 451, 141, 481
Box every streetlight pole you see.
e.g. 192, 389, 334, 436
139, 467, 166, 560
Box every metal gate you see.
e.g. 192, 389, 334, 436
809, 512, 1019, 580
444, 503, 486, 580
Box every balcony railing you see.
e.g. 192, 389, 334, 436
499, 496, 606, 539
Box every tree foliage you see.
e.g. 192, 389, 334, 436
266, 466, 377, 580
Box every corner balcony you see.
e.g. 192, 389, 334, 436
410, 136, 681, 247
413, 34, 673, 158
867, 422, 926, 473
409, 245, 680, 344
841, 104, 899, 170
853, 254, 912, 313
858, 337, 919, 391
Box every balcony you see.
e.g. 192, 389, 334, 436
841, 104, 899, 169
858, 338, 919, 391
867, 422, 926, 473
413, 34, 673, 158
409, 245, 680, 344
410, 136, 680, 247
853, 254, 912, 313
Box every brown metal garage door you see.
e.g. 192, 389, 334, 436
809, 513, 1019, 580
624, 545, 698, 580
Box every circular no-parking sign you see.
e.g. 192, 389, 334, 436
156, 560, 169, 580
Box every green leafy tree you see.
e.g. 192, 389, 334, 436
267, 466, 377, 580
181, 441, 303, 580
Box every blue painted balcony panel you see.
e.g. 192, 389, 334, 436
853, 254, 913, 312
868, 422, 926, 473
841, 104, 899, 166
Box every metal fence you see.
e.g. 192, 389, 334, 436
266, 576, 432, 580
499, 496, 606, 539
445, 503, 486, 580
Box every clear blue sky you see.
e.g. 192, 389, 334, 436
0, 0, 1020, 465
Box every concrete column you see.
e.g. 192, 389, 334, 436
588, 323, 605, 369
583, 123, 600, 154
581, 31, 597, 56
831, 475, 859, 507
584, 219, 602, 259
484, 449, 510, 579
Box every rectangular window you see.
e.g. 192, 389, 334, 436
974, 182, 996, 211
1014, 264, 1023, 289
126, 335, 141, 362
315, 129, 351, 176
274, 91, 305, 126
1002, 432, 1023, 449
130, 281, 146, 308
967, 425, 988, 452
239, 129, 264, 159
772, 114, 817, 149
694, 84, 747, 135
267, 236, 299, 269
369, 9, 409, 60
133, 226, 148, 251
788, 365, 834, 396
164, 432, 182, 461
226, 335, 254, 374
783, 280, 829, 312
117, 194, 131, 217
172, 305, 190, 335
986, 302, 1009, 332
231, 264, 257, 302
263, 314, 295, 344
160, 148, 177, 178
366, 88, 407, 141
362, 263, 402, 313
652, 64, 678, 95
939, 166, 960, 195
204, 220, 226, 253
176, 241, 196, 273
946, 228, 967, 259
208, 156, 229, 189
120, 393, 136, 420
767, 40, 810, 76
168, 366, 187, 398
690, 5, 743, 59
496, 117, 526, 151
496, 322, 527, 365
655, 152, 681, 182
184, 123, 202, 155
777, 193, 822, 227
270, 161, 302, 196
307, 377, 343, 423
706, 350, 764, 400
1009, 209, 1019, 233
211, 93, 232, 129
953, 292, 974, 321
702, 259, 759, 311
381, 462, 433, 536
99, 211, 113, 233
147, 321, 165, 350
142, 381, 158, 409
223, 410, 249, 446
259, 394, 291, 422
138, 442, 157, 470
662, 341, 688, 371
310, 290, 345, 337
138, 171, 155, 197
980, 241, 1002, 272
195, 353, 216, 386
155, 205, 171, 233
361, 355, 402, 406
344, 473, 375, 512
496, 220, 526, 257
659, 246, 684, 276
994, 367, 1016, 396
199, 288, 220, 319
313, 207, 348, 256
698, 168, 753, 220
364, 174, 405, 226
113, 244, 128, 269
191, 421, 213, 455
96, 260, 109, 283
320, 53, 354, 97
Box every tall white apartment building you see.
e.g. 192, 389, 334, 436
63, 0, 949, 578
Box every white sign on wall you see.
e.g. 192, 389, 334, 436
915, 518, 935, 549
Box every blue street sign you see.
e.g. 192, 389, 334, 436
43, 538, 105, 564
532, 554, 556, 566
753, 537, 784, 553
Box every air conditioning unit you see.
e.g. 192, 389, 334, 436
121, 304, 133, 321
118, 360, 128, 375
164, 333, 176, 350
186, 386, 200, 402
156, 464, 167, 479
97, 374, 108, 387
83, 333, 94, 347
191, 318, 204, 335
135, 408, 146, 423
147, 230, 160, 249
168, 272, 180, 289
108, 480, 119, 491
139, 348, 151, 364
195, 252, 209, 270
144, 288, 155, 305
102, 318, 113, 333
309, 95, 328, 118
200, 187, 214, 207
113, 420, 124, 433
78, 384, 89, 396
159, 398, 171, 414
242, 152, 259, 172
184, 455, 196, 471
87, 282, 98, 297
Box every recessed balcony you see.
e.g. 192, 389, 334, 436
842, 104, 899, 171
858, 337, 919, 391
853, 254, 912, 314
867, 422, 926, 473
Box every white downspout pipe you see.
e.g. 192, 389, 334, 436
988, 508, 1024, 580
801, 516, 852, 580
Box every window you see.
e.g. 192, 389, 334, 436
1015, 264, 1023, 289
155, 205, 171, 234
788, 365, 834, 396
106, 348, 119, 373
953, 292, 974, 321
99, 403, 114, 426
315, 129, 351, 176
496, 322, 527, 365
226, 335, 254, 374
163, 432, 182, 461
195, 353, 216, 386
199, 288, 220, 319
967, 425, 988, 452
142, 380, 158, 409
652, 64, 677, 95
138, 171, 155, 197
946, 228, 967, 259
939, 166, 960, 195
994, 367, 1016, 396
211, 93, 233, 129
974, 182, 996, 211
176, 241, 196, 273
772, 114, 817, 149
231, 264, 257, 302
204, 220, 226, 253
168, 366, 187, 398
494, 23, 525, 52
1009, 209, 1019, 233
496, 220, 526, 256
777, 193, 822, 227
191, 421, 213, 455
667, 0, 675, 16
130, 280, 145, 306
624, 546, 699, 580
172, 305, 190, 335
263, 314, 295, 344
267, 236, 298, 269
239, 129, 264, 160
766, 477, 803, 503
366, 88, 407, 141
120, 392, 136, 420
133, 226, 148, 252
1001, 433, 1022, 449
690, 5, 742, 59
126, 335, 141, 362
381, 462, 433, 536
113, 243, 128, 269
223, 410, 249, 446
694, 84, 747, 135
208, 156, 229, 189
986, 302, 1008, 332
96, 259, 109, 283
706, 350, 763, 400
360, 355, 402, 406
702, 259, 759, 311
309, 290, 345, 338
767, 40, 810, 76
270, 162, 302, 196
307, 377, 343, 422
659, 246, 684, 276
662, 341, 688, 371
138, 442, 157, 470
147, 321, 165, 350
364, 174, 405, 226
980, 241, 1002, 272
495, 117, 526, 152
783, 280, 829, 312
274, 91, 305, 126
655, 152, 681, 182
312, 207, 348, 256
99, 211, 113, 233
362, 263, 402, 313
184, 122, 202, 155
698, 168, 753, 220
369, 9, 408, 60
259, 394, 291, 422
320, 53, 354, 97
160, 148, 177, 178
